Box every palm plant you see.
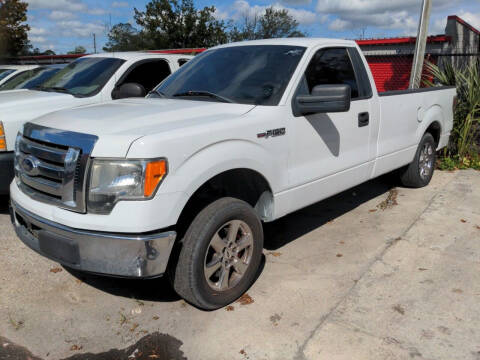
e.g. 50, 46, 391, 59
424, 60, 480, 162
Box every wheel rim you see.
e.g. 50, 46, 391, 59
204, 220, 254, 292
419, 143, 435, 180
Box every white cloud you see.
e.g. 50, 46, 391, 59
29, 26, 47, 35
431, 17, 448, 34
30, 36, 47, 43
229, 0, 317, 25
26, 0, 87, 12
111, 1, 129, 8
316, 0, 463, 34
48, 10, 75, 20
458, 11, 480, 29
329, 18, 350, 31
280, 0, 312, 5
55, 20, 104, 37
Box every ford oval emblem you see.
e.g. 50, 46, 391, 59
21, 155, 41, 176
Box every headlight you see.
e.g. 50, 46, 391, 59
87, 158, 168, 214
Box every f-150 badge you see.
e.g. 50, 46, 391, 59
257, 128, 286, 139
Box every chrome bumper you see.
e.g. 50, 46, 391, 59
10, 202, 176, 278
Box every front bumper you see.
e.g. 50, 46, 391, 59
0, 152, 14, 194
10, 201, 176, 278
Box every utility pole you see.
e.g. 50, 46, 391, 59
409, 0, 432, 89
93, 33, 97, 54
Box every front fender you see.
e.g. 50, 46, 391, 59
157, 139, 283, 226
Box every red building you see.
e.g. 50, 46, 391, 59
356, 15, 480, 92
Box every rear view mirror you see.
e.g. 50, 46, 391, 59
294, 84, 351, 116
112, 83, 146, 100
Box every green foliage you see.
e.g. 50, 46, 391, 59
437, 153, 480, 171
424, 60, 480, 169
133, 0, 228, 49
103, 23, 146, 52
67, 46, 87, 54
229, 6, 305, 42
0, 0, 30, 58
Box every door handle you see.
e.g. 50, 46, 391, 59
358, 112, 369, 127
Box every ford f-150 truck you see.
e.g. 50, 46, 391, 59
0, 52, 192, 193
10, 38, 456, 310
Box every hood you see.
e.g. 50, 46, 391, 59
32, 98, 256, 157
0, 89, 71, 108
0, 89, 95, 151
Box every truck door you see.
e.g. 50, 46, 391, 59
287, 47, 376, 206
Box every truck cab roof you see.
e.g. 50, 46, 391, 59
213, 37, 357, 50
85, 52, 193, 62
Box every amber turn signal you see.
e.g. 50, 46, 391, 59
0, 122, 6, 151
144, 160, 167, 197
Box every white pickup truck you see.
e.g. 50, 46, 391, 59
10, 38, 456, 310
0, 52, 192, 193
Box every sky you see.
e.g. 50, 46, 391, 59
25, 0, 480, 54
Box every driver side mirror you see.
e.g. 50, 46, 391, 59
294, 84, 351, 116
112, 82, 146, 100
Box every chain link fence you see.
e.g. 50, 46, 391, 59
362, 47, 479, 92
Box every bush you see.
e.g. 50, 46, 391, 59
424, 60, 480, 169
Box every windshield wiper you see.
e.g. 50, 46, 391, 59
33, 86, 72, 95
173, 90, 234, 103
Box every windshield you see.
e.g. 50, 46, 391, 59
0, 67, 62, 91
38, 57, 125, 97
0, 69, 15, 81
154, 45, 306, 106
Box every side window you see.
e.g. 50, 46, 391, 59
178, 59, 189, 67
304, 48, 359, 99
119, 60, 171, 93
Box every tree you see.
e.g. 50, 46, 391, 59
134, 0, 228, 49
229, 6, 305, 42
0, 0, 30, 58
103, 23, 145, 52
24, 47, 55, 55
68, 46, 87, 54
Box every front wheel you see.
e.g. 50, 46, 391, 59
399, 132, 437, 188
171, 198, 263, 310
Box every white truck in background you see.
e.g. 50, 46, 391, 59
0, 65, 40, 85
0, 52, 192, 193
10, 38, 456, 310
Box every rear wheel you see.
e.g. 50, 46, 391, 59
400, 132, 437, 188
171, 197, 263, 310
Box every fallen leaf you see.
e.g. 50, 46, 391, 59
70, 345, 83, 351
237, 293, 254, 306
339, 241, 345, 245
336, 254, 343, 258
461, 219, 467, 223
50, 267, 63, 273
377, 189, 399, 210
152, 316, 159, 320
225, 306, 234, 312
268, 252, 282, 257
369, 209, 377, 213
476, 225, 480, 230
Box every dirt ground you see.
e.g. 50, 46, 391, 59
1, 170, 479, 360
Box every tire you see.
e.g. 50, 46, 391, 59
399, 132, 437, 188
171, 197, 263, 310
